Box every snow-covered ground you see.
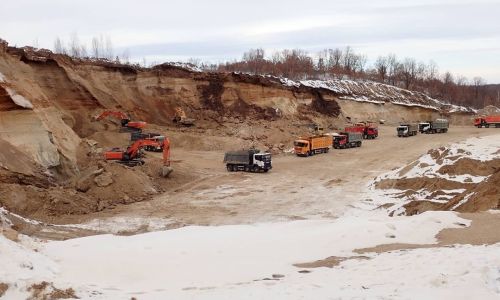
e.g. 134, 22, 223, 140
2, 137, 500, 299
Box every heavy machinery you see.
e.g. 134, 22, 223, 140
94, 110, 146, 132
173, 107, 195, 126
345, 123, 378, 139
474, 115, 500, 128
397, 123, 418, 137
224, 149, 272, 172
419, 119, 449, 134
333, 132, 363, 149
105, 138, 173, 176
130, 132, 165, 151
294, 135, 332, 156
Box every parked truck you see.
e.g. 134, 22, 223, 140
224, 149, 272, 172
345, 122, 379, 139
418, 119, 449, 134
333, 132, 363, 149
294, 135, 332, 156
474, 115, 500, 128
397, 123, 418, 137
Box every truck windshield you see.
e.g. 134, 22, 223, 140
294, 141, 307, 147
397, 126, 407, 131
255, 154, 271, 162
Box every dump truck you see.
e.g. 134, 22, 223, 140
224, 149, 272, 172
474, 115, 500, 128
345, 123, 378, 139
419, 119, 449, 134
333, 132, 363, 149
294, 135, 332, 156
397, 123, 418, 137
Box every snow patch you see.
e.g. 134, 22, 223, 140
5, 87, 34, 109
0, 71, 5, 82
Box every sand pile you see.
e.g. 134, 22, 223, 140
373, 137, 500, 215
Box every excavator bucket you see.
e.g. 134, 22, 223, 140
161, 166, 173, 177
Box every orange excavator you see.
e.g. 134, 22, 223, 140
173, 107, 195, 126
94, 110, 147, 132
105, 138, 173, 177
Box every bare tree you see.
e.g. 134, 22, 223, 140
374, 56, 389, 82
91, 37, 100, 58
472, 76, 485, 100
400, 58, 418, 89
386, 54, 399, 86
426, 60, 439, 81
105, 36, 113, 60
69, 32, 81, 57
122, 49, 131, 64
53, 37, 66, 54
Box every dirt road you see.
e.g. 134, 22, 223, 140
73, 125, 498, 230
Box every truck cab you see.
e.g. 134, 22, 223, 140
294, 140, 310, 156
419, 122, 431, 133
397, 125, 409, 137
253, 153, 272, 170
474, 118, 483, 127
333, 134, 347, 148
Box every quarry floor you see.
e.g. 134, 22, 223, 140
62, 125, 499, 233
4, 126, 500, 299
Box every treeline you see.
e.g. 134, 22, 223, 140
52, 33, 131, 64
211, 48, 499, 109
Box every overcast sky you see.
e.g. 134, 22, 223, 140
1, 0, 499, 82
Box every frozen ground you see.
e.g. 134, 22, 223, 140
1, 133, 500, 299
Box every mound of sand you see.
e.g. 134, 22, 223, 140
374, 137, 500, 215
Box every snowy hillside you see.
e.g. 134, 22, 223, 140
277, 77, 475, 113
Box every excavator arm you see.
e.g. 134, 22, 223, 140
94, 110, 130, 122
94, 110, 146, 131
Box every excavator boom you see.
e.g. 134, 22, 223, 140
94, 110, 146, 131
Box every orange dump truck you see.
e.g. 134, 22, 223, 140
474, 115, 500, 128
294, 135, 332, 157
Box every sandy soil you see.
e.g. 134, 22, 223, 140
67, 125, 499, 229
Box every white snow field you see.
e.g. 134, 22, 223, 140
1, 136, 500, 299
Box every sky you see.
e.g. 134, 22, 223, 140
0, 0, 499, 83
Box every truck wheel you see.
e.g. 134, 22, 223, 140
357, 141, 362, 147
486, 124, 490, 128
264, 169, 269, 173
227, 165, 232, 172
245, 166, 250, 172
252, 165, 259, 172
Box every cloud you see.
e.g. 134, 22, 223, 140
0, 0, 499, 82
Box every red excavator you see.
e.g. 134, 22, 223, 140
105, 138, 173, 176
94, 110, 147, 132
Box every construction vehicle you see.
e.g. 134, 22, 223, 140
130, 132, 165, 151
333, 132, 363, 149
294, 135, 332, 156
94, 110, 146, 132
224, 149, 272, 172
397, 123, 418, 137
345, 123, 378, 139
419, 119, 449, 134
173, 107, 195, 126
105, 138, 173, 176
474, 115, 500, 128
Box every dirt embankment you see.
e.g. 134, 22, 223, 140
375, 141, 500, 215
